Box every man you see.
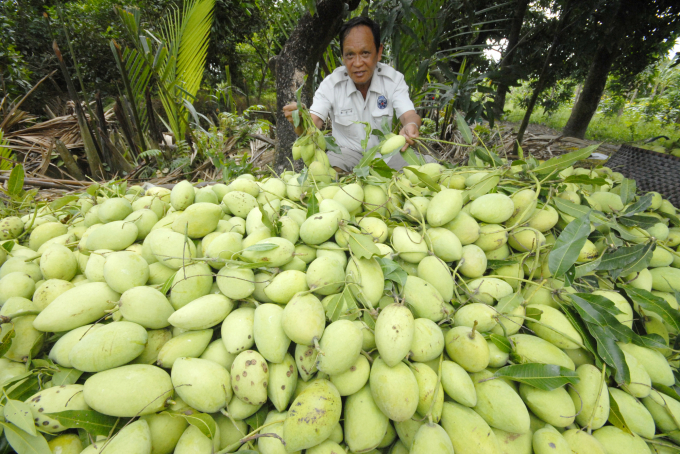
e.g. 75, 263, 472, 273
283, 17, 423, 172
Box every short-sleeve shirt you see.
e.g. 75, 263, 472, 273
309, 62, 415, 152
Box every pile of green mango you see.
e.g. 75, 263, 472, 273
1, 145, 680, 454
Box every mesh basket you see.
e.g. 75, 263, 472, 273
606, 144, 680, 207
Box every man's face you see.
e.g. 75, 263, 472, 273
342, 25, 383, 87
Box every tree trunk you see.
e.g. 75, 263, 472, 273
492, 0, 530, 118
563, 3, 625, 139
273, 0, 359, 172
515, 0, 575, 152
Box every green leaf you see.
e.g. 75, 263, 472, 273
621, 194, 652, 217
306, 190, 319, 218
621, 285, 680, 332
632, 333, 668, 349
491, 364, 580, 391
8, 164, 25, 197
496, 292, 523, 314
325, 136, 341, 154
455, 111, 473, 144
552, 197, 610, 226
160, 271, 177, 295
466, 174, 501, 202
49, 195, 79, 211
532, 144, 599, 175
1, 240, 15, 253
245, 405, 268, 430
385, 268, 408, 287
563, 175, 608, 186
355, 145, 379, 170
0, 325, 15, 358
51, 368, 83, 386
403, 167, 441, 192
597, 244, 651, 271
607, 389, 632, 434
526, 307, 542, 321
325, 286, 358, 322
0, 422, 51, 454
401, 147, 425, 166
618, 215, 658, 230
258, 205, 276, 235
617, 243, 654, 278
589, 324, 630, 384
618, 178, 637, 205
362, 311, 376, 330
562, 306, 600, 363
7, 376, 40, 401
548, 212, 591, 278
45, 410, 119, 437
86, 184, 100, 197
347, 232, 380, 259
486, 259, 519, 269
488, 334, 511, 353
291, 110, 300, 128
165, 409, 217, 440
244, 243, 280, 252
574, 256, 601, 279
3, 399, 37, 436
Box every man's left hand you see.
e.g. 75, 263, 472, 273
399, 123, 420, 152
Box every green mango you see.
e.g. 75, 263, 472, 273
169, 262, 213, 310
441, 360, 477, 407
306, 256, 345, 295
86, 220, 138, 251
263, 270, 308, 304
156, 329, 212, 368
253, 303, 291, 364
33, 282, 120, 332
346, 256, 385, 308
300, 211, 342, 245
411, 422, 454, 454
84, 365, 173, 416
532, 425, 570, 454
375, 303, 415, 367
458, 244, 488, 278
469, 193, 515, 224
608, 387, 655, 439
493, 427, 532, 454
472, 369, 530, 433
172, 357, 232, 413
39, 244, 77, 281
650, 267, 680, 292
317, 320, 362, 376
268, 352, 297, 412
199, 338, 236, 369
46, 434, 83, 454
132, 328, 173, 365
525, 304, 583, 349
31, 278, 74, 311
212, 412, 247, 451
403, 275, 447, 321
0, 272, 35, 304
562, 429, 606, 454
231, 350, 269, 405
26, 384, 90, 433
412, 362, 444, 421
417, 255, 454, 302
520, 383, 575, 428
307, 440, 347, 454
103, 250, 149, 293
441, 402, 501, 454
344, 384, 389, 452
119, 286, 174, 329
282, 379, 342, 452
168, 294, 233, 330
242, 237, 295, 267
454, 303, 498, 332
174, 423, 219, 454
444, 211, 480, 245
643, 390, 680, 433
445, 326, 490, 372
140, 411, 187, 454
281, 293, 325, 345
391, 226, 428, 263
29, 222, 68, 251
69, 321, 147, 372
329, 354, 370, 397
83, 420, 153, 454
410, 318, 445, 362
592, 426, 651, 454
217, 266, 255, 300
509, 334, 575, 370
221, 307, 255, 354
475, 224, 508, 252
369, 358, 419, 422
618, 342, 675, 386
568, 364, 610, 429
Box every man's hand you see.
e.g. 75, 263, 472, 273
399, 122, 420, 152
283, 102, 304, 136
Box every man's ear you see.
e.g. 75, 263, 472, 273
377, 44, 384, 61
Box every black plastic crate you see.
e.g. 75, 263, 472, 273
606, 144, 680, 207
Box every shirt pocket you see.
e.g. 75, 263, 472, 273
333, 110, 363, 142
371, 102, 393, 130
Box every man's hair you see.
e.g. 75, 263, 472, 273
339, 17, 381, 55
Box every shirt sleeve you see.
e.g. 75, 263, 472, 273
309, 78, 333, 121
391, 73, 416, 119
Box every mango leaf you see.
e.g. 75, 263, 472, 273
49, 195, 79, 211
246, 405, 268, 430
8, 164, 25, 197
616, 243, 654, 278
258, 205, 277, 235
525, 306, 543, 321
160, 271, 177, 295
466, 174, 501, 202
488, 334, 511, 353
401, 147, 426, 166
325, 286, 358, 322
0, 326, 15, 358
532, 144, 599, 175
1, 240, 15, 253
369, 159, 394, 179
597, 244, 650, 271
3, 399, 37, 436
306, 190, 319, 218
51, 368, 83, 386
403, 167, 440, 192
355, 144, 379, 170
384, 267, 408, 287
659, 210, 680, 227
618, 178, 637, 205
362, 311, 376, 330
632, 333, 668, 349
548, 212, 591, 278
621, 193, 652, 217
455, 111, 473, 144
376, 257, 400, 276
607, 389, 632, 434
574, 256, 601, 279
491, 364, 579, 391
165, 409, 217, 440
244, 243, 279, 252
486, 259, 520, 269
7, 376, 40, 401
562, 306, 600, 364
347, 232, 380, 259
563, 175, 608, 186
621, 285, 680, 332
617, 215, 658, 230
325, 136, 341, 154
0, 422, 51, 454
496, 292, 523, 314
552, 197, 610, 226
45, 410, 120, 437
589, 324, 630, 384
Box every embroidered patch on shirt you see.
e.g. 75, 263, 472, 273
377, 95, 387, 109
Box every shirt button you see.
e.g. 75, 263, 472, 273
344, 72, 348, 76
378, 68, 381, 72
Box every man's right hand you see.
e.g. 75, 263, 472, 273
283, 102, 304, 136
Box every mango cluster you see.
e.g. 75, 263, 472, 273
0, 157, 679, 454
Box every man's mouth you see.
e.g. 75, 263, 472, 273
354, 71, 367, 78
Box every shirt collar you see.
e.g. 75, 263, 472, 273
344, 65, 385, 99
